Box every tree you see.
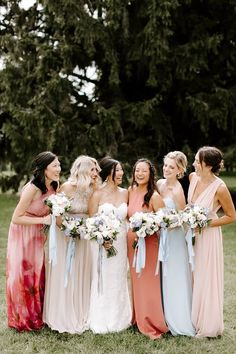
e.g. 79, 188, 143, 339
0, 0, 236, 190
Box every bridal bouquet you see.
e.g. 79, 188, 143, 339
154, 208, 182, 229
181, 204, 209, 271
44, 192, 71, 216
129, 211, 160, 239
61, 216, 85, 288
44, 192, 71, 266
84, 211, 121, 258
61, 216, 84, 239
180, 204, 209, 230
129, 211, 160, 274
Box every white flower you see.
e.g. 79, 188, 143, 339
44, 192, 71, 216
129, 211, 159, 238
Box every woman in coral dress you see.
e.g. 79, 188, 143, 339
88, 157, 132, 333
127, 158, 168, 339
6, 151, 60, 331
189, 146, 236, 338
43, 155, 99, 333
157, 151, 195, 336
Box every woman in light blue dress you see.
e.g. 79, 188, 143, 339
157, 151, 195, 336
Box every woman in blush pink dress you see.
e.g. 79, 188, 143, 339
127, 158, 168, 339
6, 151, 61, 331
189, 146, 236, 338
43, 155, 100, 334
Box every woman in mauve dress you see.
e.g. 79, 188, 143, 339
6, 151, 60, 331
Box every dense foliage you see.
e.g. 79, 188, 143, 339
0, 0, 236, 189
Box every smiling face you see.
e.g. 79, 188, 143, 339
163, 157, 180, 181
134, 161, 150, 186
107, 163, 124, 186
89, 163, 99, 184
193, 152, 205, 176
44, 157, 61, 182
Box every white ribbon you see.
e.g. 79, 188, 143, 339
185, 227, 195, 271
48, 214, 57, 266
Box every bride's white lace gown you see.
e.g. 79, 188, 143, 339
88, 203, 132, 333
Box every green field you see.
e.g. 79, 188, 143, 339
0, 194, 235, 354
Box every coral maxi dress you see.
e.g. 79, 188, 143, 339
127, 188, 168, 339
6, 187, 54, 331
188, 173, 225, 337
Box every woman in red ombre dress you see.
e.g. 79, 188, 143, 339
6, 151, 61, 331
127, 158, 168, 339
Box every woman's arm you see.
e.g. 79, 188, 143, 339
151, 191, 165, 211
11, 183, 51, 225
88, 190, 100, 216
209, 184, 236, 227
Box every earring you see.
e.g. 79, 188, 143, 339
176, 173, 181, 179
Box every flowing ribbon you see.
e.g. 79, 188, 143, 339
48, 214, 57, 266
185, 227, 195, 271
156, 228, 169, 276
132, 237, 146, 275
97, 241, 103, 295
64, 238, 76, 288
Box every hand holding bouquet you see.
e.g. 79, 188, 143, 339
181, 204, 209, 231
129, 211, 160, 248
44, 192, 71, 216
61, 216, 85, 239
43, 192, 71, 266
84, 211, 121, 257
154, 208, 182, 229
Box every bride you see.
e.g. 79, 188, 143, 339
88, 156, 132, 333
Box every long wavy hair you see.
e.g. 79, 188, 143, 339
131, 158, 157, 207
68, 155, 101, 191
31, 151, 59, 194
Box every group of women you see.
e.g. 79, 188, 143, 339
6, 147, 236, 339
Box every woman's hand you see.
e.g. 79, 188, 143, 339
43, 214, 51, 225
103, 240, 113, 250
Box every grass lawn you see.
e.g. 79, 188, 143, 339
0, 194, 235, 354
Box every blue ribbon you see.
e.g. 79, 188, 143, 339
157, 228, 169, 276
64, 238, 76, 288
185, 227, 195, 271
48, 214, 57, 266
132, 237, 146, 275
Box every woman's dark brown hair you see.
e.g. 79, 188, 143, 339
31, 151, 59, 193
198, 146, 223, 175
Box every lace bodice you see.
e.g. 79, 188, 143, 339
70, 188, 93, 214
98, 203, 127, 221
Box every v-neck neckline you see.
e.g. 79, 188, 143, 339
191, 176, 217, 204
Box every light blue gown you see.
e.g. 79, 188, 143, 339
159, 197, 195, 336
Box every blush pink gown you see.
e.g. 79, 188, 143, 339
188, 173, 224, 337
127, 187, 168, 339
6, 186, 54, 331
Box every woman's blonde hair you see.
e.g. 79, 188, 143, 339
68, 155, 101, 190
164, 151, 187, 179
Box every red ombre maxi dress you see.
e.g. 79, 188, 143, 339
6, 187, 54, 331
127, 188, 168, 339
